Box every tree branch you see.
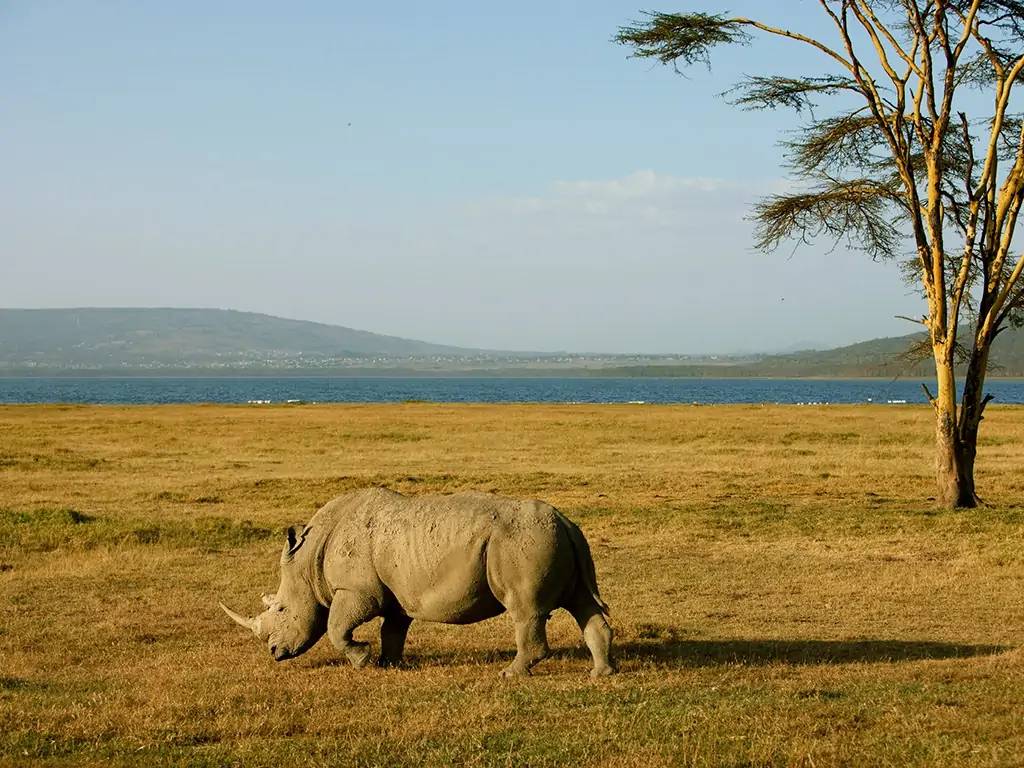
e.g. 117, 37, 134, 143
896, 314, 929, 326
732, 17, 855, 72
753, 178, 903, 261
921, 382, 938, 407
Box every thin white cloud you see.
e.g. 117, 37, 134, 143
468, 171, 788, 229
552, 170, 732, 197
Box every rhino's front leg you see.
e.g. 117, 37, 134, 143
327, 590, 379, 668
378, 614, 412, 668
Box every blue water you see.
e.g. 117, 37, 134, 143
3, 376, 1024, 405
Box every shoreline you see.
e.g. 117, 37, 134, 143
2, 371, 1024, 381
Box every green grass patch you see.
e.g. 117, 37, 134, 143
0, 508, 274, 554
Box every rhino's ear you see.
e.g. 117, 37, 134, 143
281, 527, 297, 563
280, 526, 310, 563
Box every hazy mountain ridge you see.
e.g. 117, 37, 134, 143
757, 327, 1024, 377
601, 328, 1024, 378
0, 308, 753, 372
2, 307, 1022, 376
0, 308, 480, 368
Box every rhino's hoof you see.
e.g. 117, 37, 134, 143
346, 644, 372, 669
376, 655, 402, 669
499, 664, 531, 678
590, 665, 615, 678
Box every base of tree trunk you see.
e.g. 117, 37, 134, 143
937, 472, 980, 509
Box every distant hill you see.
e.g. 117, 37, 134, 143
755, 326, 1024, 377
590, 327, 1024, 378
0, 308, 480, 370
2, 307, 1022, 376
753, 333, 936, 377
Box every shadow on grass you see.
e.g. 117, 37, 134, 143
306, 636, 1009, 672
608, 637, 1009, 667
0, 676, 51, 692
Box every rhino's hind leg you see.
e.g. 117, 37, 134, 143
378, 614, 412, 668
327, 590, 380, 668
500, 615, 549, 678
567, 596, 615, 677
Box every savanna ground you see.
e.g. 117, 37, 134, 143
1, 403, 1023, 767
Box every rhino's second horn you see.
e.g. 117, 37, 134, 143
220, 602, 257, 633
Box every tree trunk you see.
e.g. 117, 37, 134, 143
933, 343, 988, 509
954, 429, 979, 507
954, 344, 992, 509
933, 361, 962, 508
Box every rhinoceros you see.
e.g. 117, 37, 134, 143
220, 487, 614, 677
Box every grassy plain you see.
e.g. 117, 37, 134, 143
1, 403, 1023, 767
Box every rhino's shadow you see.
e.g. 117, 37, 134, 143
602, 637, 1009, 667
307, 636, 1008, 670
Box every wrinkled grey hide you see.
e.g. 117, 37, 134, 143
221, 488, 614, 677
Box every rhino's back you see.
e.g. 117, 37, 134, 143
353, 489, 567, 623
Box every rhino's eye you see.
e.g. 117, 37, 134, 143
275, 605, 285, 613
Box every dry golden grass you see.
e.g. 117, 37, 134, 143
1, 403, 1023, 767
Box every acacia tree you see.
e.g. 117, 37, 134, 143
617, 1, 1024, 508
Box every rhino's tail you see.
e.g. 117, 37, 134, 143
555, 511, 610, 617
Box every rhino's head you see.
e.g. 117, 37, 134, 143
220, 526, 328, 661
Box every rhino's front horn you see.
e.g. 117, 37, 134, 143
219, 602, 257, 633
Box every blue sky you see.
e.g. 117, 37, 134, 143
0, 1, 924, 353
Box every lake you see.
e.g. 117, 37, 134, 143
3, 376, 1024, 405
